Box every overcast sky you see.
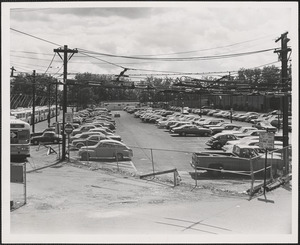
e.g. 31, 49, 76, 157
4, 1, 297, 82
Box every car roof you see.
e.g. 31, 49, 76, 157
80, 131, 101, 135
214, 132, 235, 137
98, 139, 126, 145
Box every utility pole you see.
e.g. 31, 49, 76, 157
10, 66, 16, 77
54, 45, 78, 160
274, 32, 291, 174
32, 70, 36, 133
48, 83, 51, 127
55, 79, 58, 123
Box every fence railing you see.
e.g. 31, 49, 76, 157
78, 144, 292, 195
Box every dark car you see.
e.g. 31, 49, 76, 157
171, 124, 212, 136
72, 134, 108, 149
205, 132, 238, 149
30, 131, 62, 145
93, 120, 116, 130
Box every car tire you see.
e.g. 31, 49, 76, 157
214, 143, 222, 150
203, 132, 209, 137
53, 139, 58, 144
115, 153, 123, 161
76, 143, 84, 149
33, 140, 39, 145
182, 132, 186, 136
81, 152, 89, 161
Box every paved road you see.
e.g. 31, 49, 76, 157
114, 111, 256, 174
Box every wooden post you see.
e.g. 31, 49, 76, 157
263, 149, 268, 195
249, 158, 254, 196
150, 148, 155, 174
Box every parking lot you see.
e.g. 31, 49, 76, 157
66, 109, 280, 194
20, 107, 292, 195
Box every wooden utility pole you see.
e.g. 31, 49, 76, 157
32, 70, 36, 133
274, 32, 291, 174
55, 80, 58, 123
48, 83, 51, 128
54, 45, 78, 160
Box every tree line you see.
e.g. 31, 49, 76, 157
10, 65, 289, 109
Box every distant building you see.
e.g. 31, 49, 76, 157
100, 101, 140, 111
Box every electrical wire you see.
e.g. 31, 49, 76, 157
10, 54, 60, 62
10, 28, 62, 47
78, 47, 276, 61
10, 50, 54, 56
42, 53, 57, 75
126, 34, 277, 57
78, 51, 127, 69
10, 27, 283, 82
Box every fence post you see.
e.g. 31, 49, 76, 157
195, 164, 198, 187
173, 170, 176, 187
285, 146, 290, 175
115, 149, 119, 171
150, 148, 155, 174
270, 151, 274, 180
249, 158, 254, 196
24, 162, 27, 204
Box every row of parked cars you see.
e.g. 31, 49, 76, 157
170, 106, 291, 130
71, 109, 133, 161
30, 108, 133, 161
127, 107, 287, 152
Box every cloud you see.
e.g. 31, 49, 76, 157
8, 4, 295, 79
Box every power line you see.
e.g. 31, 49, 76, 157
125, 60, 280, 77
10, 28, 62, 47
42, 53, 57, 75
10, 54, 60, 62
78, 47, 276, 61
11, 51, 165, 65
78, 50, 128, 69
128, 34, 277, 57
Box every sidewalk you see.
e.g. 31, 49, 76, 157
6, 157, 295, 243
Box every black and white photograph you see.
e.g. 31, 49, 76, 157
2, 1, 298, 243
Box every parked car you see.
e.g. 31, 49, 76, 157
78, 139, 133, 161
93, 120, 116, 130
236, 129, 267, 138
252, 121, 277, 133
222, 126, 257, 135
207, 109, 219, 116
89, 127, 114, 134
191, 145, 284, 176
72, 124, 97, 136
89, 128, 122, 141
238, 112, 259, 122
222, 136, 259, 151
245, 114, 259, 123
205, 122, 229, 129
30, 131, 62, 145
205, 132, 238, 149
230, 127, 260, 137
199, 119, 225, 127
72, 134, 108, 149
223, 138, 283, 152
170, 124, 212, 136
210, 124, 241, 135
169, 121, 192, 131
70, 131, 103, 143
